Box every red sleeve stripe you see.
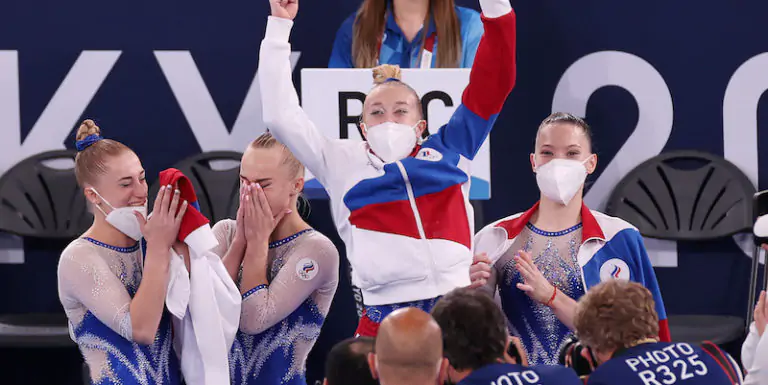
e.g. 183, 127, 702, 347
461, 11, 517, 120
701, 341, 739, 385
657, 319, 671, 342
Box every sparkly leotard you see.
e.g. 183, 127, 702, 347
58, 238, 180, 385
212, 220, 339, 385
484, 222, 585, 365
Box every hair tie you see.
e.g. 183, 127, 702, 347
385, 77, 401, 83
76, 134, 103, 152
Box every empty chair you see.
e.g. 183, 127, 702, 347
605, 150, 756, 346
0, 150, 91, 239
0, 150, 90, 347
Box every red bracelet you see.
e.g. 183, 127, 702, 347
545, 287, 557, 307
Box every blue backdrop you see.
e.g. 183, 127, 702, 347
1, 0, 766, 383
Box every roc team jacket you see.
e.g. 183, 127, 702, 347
475, 203, 672, 342
259, 0, 516, 306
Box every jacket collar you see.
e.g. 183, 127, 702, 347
495, 201, 605, 244
365, 144, 422, 170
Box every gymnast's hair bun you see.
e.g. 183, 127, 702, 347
76, 119, 101, 141
372, 64, 402, 85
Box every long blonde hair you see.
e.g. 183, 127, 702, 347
352, 0, 462, 68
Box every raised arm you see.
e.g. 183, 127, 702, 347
259, 0, 337, 185
433, 0, 516, 160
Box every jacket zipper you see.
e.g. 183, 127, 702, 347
396, 161, 438, 283
396, 161, 426, 239
577, 238, 602, 292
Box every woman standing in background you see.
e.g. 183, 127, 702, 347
329, 0, 484, 68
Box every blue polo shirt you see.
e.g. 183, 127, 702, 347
328, 2, 483, 68
587, 342, 743, 385
458, 363, 582, 385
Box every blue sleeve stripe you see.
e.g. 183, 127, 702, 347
242, 284, 268, 300
435, 104, 498, 160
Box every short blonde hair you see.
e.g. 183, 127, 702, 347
573, 280, 659, 353
248, 132, 304, 178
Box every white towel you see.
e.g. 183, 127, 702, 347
166, 225, 241, 385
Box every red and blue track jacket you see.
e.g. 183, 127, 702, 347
259, 0, 516, 306
475, 203, 671, 345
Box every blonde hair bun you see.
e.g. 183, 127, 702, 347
372, 64, 402, 85
76, 119, 102, 141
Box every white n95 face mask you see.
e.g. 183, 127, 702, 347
535, 158, 591, 206
366, 121, 420, 163
90, 188, 147, 241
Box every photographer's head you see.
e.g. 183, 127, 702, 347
368, 308, 447, 385
324, 337, 378, 385
574, 280, 659, 365
431, 288, 525, 384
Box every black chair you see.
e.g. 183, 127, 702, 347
149, 151, 242, 223
0, 150, 91, 239
605, 150, 756, 345
0, 150, 90, 347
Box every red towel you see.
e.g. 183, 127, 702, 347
158, 168, 210, 244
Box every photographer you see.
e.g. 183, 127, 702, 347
431, 288, 581, 384
572, 280, 743, 384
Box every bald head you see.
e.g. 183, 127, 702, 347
372, 308, 444, 385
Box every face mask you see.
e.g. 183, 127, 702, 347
535, 157, 591, 206
365, 121, 421, 163
90, 188, 147, 241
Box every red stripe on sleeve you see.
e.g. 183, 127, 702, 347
461, 11, 517, 120
658, 318, 671, 342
